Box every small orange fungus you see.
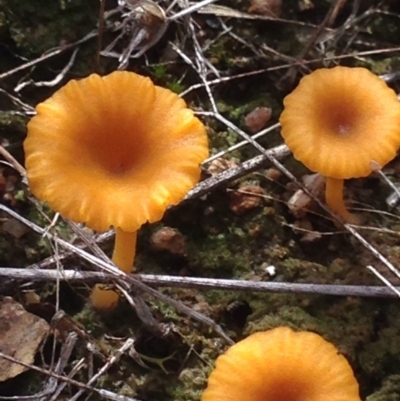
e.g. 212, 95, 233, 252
202, 326, 361, 401
280, 66, 400, 223
24, 71, 209, 309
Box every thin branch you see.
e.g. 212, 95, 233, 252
0, 268, 398, 298
0, 30, 97, 80
195, 111, 400, 292
0, 145, 26, 176
0, 352, 140, 401
0, 203, 233, 344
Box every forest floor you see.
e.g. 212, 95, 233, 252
1, 0, 400, 400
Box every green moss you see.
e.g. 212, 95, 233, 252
4, 0, 97, 55
245, 305, 321, 334
367, 375, 400, 401
148, 64, 187, 94
1, 0, 400, 399
206, 36, 237, 69
275, 257, 329, 282
167, 367, 208, 401
359, 304, 400, 381
0, 112, 27, 140
188, 230, 250, 277
209, 128, 240, 153
0, 370, 45, 397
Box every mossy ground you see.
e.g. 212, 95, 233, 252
1, 0, 400, 400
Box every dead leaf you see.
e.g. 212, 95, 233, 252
288, 174, 325, 218
229, 184, 268, 214
0, 297, 49, 382
195, 3, 278, 20
150, 227, 187, 255
244, 107, 272, 133
207, 158, 238, 176
248, 0, 282, 17
3, 218, 29, 238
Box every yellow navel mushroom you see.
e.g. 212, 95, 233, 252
202, 326, 361, 401
24, 71, 209, 309
280, 66, 400, 223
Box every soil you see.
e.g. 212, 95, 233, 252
1, 0, 400, 400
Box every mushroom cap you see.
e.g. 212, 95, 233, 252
24, 71, 209, 232
280, 67, 400, 179
202, 326, 361, 401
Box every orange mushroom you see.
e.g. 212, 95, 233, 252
280, 66, 400, 223
24, 71, 209, 309
202, 326, 361, 401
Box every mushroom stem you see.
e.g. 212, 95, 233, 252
90, 228, 137, 309
325, 177, 358, 224
112, 228, 138, 273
